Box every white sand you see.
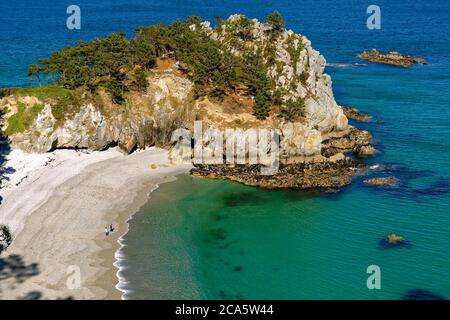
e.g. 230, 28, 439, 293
0, 147, 191, 300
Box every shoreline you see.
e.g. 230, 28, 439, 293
0, 147, 191, 299
112, 182, 165, 300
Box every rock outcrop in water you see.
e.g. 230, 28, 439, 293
341, 106, 371, 122
364, 177, 398, 187
358, 48, 427, 68
380, 234, 411, 248
192, 158, 364, 189
0, 14, 375, 189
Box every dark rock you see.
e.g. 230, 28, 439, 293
364, 177, 398, 187
358, 48, 428, 68
322, 127, 372, 158
402, 289, 446, 300
353, 144, 376, 157
341, 107, 371, 122
379, 234, 411, 248
191, 158, 364, 190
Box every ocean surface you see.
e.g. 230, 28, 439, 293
2, 1, 449, 299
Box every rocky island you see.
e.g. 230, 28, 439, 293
358, 48, 427, 68
1, 13, 374, 190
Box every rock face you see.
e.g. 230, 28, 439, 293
358, 48, 427, 68
321, 127, 373, 158
209, 14, 348, 134
1, 73, 193, 154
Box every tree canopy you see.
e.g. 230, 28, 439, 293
30, 14, 294, 119
265, 11, 285, 31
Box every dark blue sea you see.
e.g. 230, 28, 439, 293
1, 1, 449, 299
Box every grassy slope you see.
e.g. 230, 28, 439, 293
4, 102, 44, 136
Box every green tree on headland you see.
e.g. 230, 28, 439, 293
281, 97, 306, 121
28, 14, 295, 120
27, 64, 41, 86
35, 32, 156, 102
265, 11, 285, 31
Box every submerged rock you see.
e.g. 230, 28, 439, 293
402, 289, 446, 300
380, 234, 411, 248
358, 48, 428, 68
364, 176, 398, 187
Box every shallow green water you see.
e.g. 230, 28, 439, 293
119, 172, 449, 299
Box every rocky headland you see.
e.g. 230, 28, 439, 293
358, 48, 427, 68
0, 13, 375, 190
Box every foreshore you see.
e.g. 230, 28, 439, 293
0, 147, 191, 300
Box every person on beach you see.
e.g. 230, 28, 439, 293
109, 224, 114, 233
105, 226, 109, 236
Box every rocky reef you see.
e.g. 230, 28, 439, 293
0, 14, 376, 189
358, 48, 427, 68
364, 176, 398, 187
191, 158, 364, 189
379, 234, 411, 248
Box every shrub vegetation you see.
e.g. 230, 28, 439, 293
26, 12, 300, 121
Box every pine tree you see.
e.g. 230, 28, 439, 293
265, 11, 285, 31
254, 91, 271, 119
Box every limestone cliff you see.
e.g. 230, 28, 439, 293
1, 73, 192, 154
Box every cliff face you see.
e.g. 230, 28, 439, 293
1, 73, 192, 154
209, 15, 348, 133
0, 15, 371, 175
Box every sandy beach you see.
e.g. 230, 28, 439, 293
0, 147, 191, 300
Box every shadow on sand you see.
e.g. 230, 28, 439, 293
0, 254, 74, 300
0, 254, 40, 285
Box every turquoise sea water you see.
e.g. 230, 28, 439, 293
2, 1, 449, 299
